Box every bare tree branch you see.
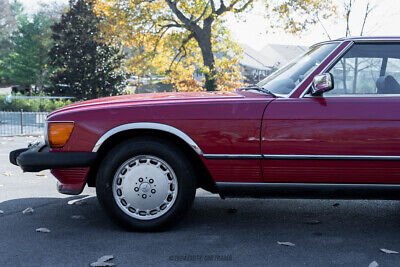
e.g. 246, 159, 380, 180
194, 0, 211, 23
169, 33, 194, 70
216, 0, 226, 14
227, 0, 241, 9
210, 0, 216, 12
215, 0, 229, 15
152, 27, 170, 53
232, 0, 253, 13
344, 0, 354, 37
165, 0, 192, 28
360, 2, 375, 36
317, 15, 331, 40
214, 0, 252, 15
160, 22, 184, 29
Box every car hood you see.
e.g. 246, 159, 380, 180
49, 91, 247, 116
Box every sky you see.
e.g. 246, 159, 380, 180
19, 0, 400, 50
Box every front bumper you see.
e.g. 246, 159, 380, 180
10, 142, 97, 172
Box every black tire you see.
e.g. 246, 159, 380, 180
96, 137, 197, 231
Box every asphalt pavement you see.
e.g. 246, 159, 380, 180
1, 137, 400, 266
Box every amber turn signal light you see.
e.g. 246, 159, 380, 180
47, 122, 74, 148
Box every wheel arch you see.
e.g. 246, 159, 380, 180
86, 123, 217, 193
92, 123, 203, 155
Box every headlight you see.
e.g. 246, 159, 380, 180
47, 122, 74, 148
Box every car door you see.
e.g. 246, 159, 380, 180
261, 43, 400, 184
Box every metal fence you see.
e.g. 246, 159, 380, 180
0, 110, 47, 136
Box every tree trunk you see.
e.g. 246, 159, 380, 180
195, 28, 217, 91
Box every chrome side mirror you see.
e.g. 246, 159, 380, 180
311, 73, 334, 96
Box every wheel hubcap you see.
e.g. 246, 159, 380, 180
112, 155, 178, 220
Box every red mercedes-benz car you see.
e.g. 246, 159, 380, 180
10, 37, 400, 230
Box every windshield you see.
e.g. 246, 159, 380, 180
257, 43, 339, 95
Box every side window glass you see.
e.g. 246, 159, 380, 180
328, 57, 381, 95
322, 44, 400, 96
386, 58, 400, 81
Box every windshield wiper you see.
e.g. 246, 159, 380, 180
242, 85, 277, 97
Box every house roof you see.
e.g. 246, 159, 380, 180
259, 44, 307, 66
239, 44, 273, 70
239, 43, 307, 70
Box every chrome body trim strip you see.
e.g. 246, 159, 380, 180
203, 154, 400, 161
263, 154, 400, 160
308, 37, 400, 48
203, 154, 263, 159
309, 40, 342, 49
316, 37, 400, 44
92, 122, 203, 154
352, 38, 400, 43
216, 182, 400, 188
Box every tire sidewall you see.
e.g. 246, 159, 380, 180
96, 137, 196, 231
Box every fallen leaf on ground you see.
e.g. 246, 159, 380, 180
227, 208, 237, 214
22, 207, 34, 215
368, 261, 379, 267
0, 210, 4, 214
71, 215, 85, 220
333, 203, 340, 207
36, 228, 51, 233
305, 219, 321, 225
380, 248, 399, 254
73, 200, 87, 206
97, 255, 114, 262
90, 255, 115, 266
35, 174, 47, 177
277, 241, 295, 247
67, 196, 91, 205
90, 262, 115, 267
2, 171, 12, 176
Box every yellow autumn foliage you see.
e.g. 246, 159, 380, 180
93, 0, 336, 92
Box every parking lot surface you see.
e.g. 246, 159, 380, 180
0, 137, 400, 266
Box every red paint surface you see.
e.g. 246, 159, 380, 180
51, 167, 90, 193
49, 91, 272, 186
49, 91, 270, 155
262, 160, 400, 184
201, 158, 262, 182
262, 97, 400, 183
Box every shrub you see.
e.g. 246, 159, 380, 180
0, 95, 73, 112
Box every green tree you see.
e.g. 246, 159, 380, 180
7, 14, 53, 88
47, 0, 126, 100
0, 0, 22, 83
1, 1, 59, 90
